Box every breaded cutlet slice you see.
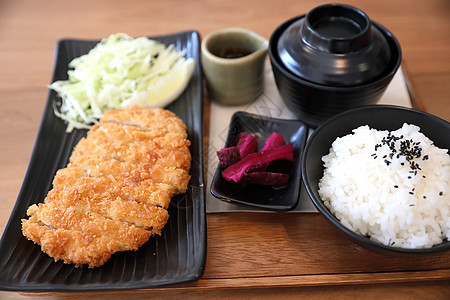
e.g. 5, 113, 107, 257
22, 221, 125, 268
64, 155, 190, 194
44, 187, 169, 233
91, 122, 188, 144
71, 134, 191, 170
51, 167, 175, 208
101, 107, 187, 133
88, 123, 191, 151
25, 202, 152, 250
84, 124, 191, 171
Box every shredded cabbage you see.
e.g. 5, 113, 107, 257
49, 33, 194, 132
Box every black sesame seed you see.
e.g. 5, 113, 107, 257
394, 185, 398, 188
439, 191, 443, 196
423, 196, 427, 199
409, 192, 414, 195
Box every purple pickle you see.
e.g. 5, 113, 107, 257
236, 132, 257, 158
259, 132, 285, 152
216, 146, 240, 167
222, 144, 294, 182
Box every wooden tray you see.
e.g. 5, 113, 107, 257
181, 213, 450, 289
194, 65, 450, 290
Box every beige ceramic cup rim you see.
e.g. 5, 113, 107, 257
201, 27, 269, 65
201, 27, 269, 105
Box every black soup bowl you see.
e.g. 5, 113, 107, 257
269, 4, 402, 127
302, 105, 450, 255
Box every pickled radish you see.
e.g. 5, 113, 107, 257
260, 132, 285, 152
217, 132, 257, 167
222, 144, 293, 182
236, 132, 257, 158
217, 131, 293, 187
216, 146, 240, 168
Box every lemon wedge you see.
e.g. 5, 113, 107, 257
121, 57, 195, 108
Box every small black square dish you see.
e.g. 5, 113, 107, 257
210, 111, 308, 211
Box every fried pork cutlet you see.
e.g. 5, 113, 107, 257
68, 154, 190, 193
22, 203, 153, 267
21, 107, 191, 268
72, 132, 191, 169
101, 107, 188, 133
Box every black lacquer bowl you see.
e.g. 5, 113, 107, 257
302, 105, 450, 255
269, 3, 402, 127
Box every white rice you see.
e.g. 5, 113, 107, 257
318, 123, 449, 248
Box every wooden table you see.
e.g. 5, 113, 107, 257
1, 0, 449, 298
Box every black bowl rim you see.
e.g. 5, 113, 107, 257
269, 14, 402, 91
301, 104, 450, 254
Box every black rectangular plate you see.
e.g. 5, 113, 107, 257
0, 31, 206, 292
210, 111, 308, 211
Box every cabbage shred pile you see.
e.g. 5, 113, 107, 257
50, 33, 190, 132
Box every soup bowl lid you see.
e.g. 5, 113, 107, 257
276, 3, 394, 87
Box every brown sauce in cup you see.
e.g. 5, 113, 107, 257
222, 48, 252, 59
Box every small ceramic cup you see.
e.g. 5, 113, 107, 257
201, 28, 269, 105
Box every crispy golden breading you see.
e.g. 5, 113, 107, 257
90, 122, 189, 147
87, 124, 191, 153
22, 221, 124, 268
44, 187, 169, 232
67, 154, 190, 193
72, 133, 191, 170
101, 107, 187, 133
26, 203, 152, 249
51, 171, 175, 208
21, 107, 191, 268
